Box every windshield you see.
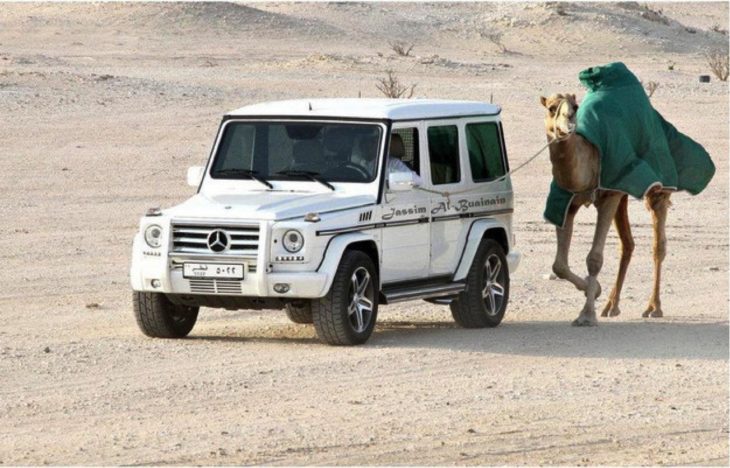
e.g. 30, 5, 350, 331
210, 121, 383, 183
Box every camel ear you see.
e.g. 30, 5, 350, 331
540, 96, 548, 108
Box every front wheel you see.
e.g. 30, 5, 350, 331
312, 250, 379, 345
285, 301, 314, 324
133, 291, 199, 338
450, 239, 510, 328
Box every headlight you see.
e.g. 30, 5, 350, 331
282, 230, 304, 253
144, 224, 163, 248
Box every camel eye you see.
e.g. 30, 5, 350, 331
548, 105, 558, 114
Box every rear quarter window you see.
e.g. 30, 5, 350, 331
466, 122, 506, 182
427, 125, 460, 185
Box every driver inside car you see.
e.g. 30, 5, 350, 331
358, 133, 423, 185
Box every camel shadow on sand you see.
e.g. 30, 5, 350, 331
370, 319, 728, 360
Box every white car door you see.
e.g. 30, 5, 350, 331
423, 120, 470, 276
379, 124, 431, 283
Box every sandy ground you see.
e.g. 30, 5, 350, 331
0, 2, 728, 465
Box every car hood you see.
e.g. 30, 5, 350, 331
164, 192, 375, 221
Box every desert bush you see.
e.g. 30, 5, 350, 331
706, 50, 729, 81
388, 41, 414, 57
481, 31, 508, 54
643, 80, 660, 98
639, 4, 670, 25
375, 70, 416, 99
544, 2, 569, 16
711, 23, 729, 36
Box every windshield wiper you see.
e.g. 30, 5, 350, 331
214, 169, 273, 189
276, 170, 335, 191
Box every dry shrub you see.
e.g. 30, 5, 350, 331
644, 81, 659, 98
375, 70, 416, 99
706, 50, 729, 81
388, 41, 414, 57
711, 23, 728, 36
480, 31, 508, 54
639, 4, 670, 25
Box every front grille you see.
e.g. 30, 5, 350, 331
189, 279, 242, 295
172, 223, 259, 257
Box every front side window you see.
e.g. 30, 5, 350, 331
210, 122, 383, 183
427, 125, 460, 185
466, 122, 505, 182
391, 127, 420, 175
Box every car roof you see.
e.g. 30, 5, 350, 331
226, 98, 501, 121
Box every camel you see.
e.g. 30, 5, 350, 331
540, 93, 672, 326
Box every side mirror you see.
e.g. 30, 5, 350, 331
187, 166, 204, 187
388, 171, 418, 192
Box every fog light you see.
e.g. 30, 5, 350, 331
273, 283, 290, 294
151, 279, 161, 288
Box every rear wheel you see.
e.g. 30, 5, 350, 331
312, 250, 378, 345
133, 291, 199, 338
285, 301, 314, 324
450, 239, 509, 328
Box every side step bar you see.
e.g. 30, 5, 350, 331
382, 282, 465, 304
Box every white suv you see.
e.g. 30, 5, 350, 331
130, 99, 521, 345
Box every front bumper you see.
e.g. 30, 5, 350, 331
131, 235, 331, 299
506, 250, 521, 273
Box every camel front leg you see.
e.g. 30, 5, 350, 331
643, 190, 671, 318
601, 195, 634, 317
573, 193, 623, 326
552, 202, 590, 292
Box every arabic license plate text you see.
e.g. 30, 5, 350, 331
183, 263, 244, 279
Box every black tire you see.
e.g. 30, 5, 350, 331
312, 250, 379, 345
285, 301, 314, 324
133, 291, 199, 338
450, 239, 510, 328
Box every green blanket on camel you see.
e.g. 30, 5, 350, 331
544, 62, 715, 227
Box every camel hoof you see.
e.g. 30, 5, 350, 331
642, 307, 663, 318
572, 317, 598, 327
601, 305, 621, 317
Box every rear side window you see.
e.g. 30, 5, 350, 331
466, 122, 505, 182
427, 125, 460, 185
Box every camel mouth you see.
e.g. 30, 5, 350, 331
556, 123, 576, 136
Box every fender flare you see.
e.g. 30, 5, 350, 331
316, 231, 379, 296
452, 218, 510, 282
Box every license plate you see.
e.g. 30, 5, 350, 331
183, 263, 244, 280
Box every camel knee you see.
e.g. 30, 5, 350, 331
552, 261, 571, 279
586, 251, 603, 276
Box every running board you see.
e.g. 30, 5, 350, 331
382, 282, 465, 304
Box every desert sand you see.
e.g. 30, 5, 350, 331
0, 2, 728, 465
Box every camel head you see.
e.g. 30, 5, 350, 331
540, 93, 578, 140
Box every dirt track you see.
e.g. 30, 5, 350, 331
0, 3, 728, 465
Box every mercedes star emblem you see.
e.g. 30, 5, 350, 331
207, 230, 230, 253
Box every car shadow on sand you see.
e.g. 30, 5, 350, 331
188, 319, 728, 360
369, 319, 729, 360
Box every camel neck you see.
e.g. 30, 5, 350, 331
548, 135, 575, 164
547, 133, 598, 193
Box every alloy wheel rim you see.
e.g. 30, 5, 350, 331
482, 254, 505, 316
348, 267, 374, 333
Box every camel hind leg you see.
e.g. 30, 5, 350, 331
601, 195, 634, 318
643, 189, 671, 318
